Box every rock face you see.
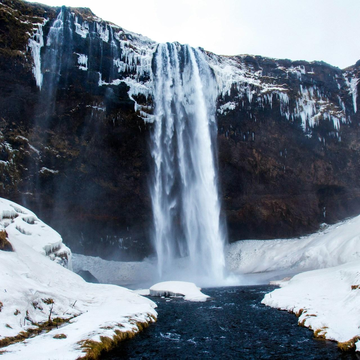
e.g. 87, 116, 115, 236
0, 0, 359, 260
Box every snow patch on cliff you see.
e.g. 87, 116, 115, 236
75, 52, 88, 71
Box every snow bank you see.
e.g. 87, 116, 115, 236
226, 216, 360, 281
0, 197, 71, 268
262, 261, 360, 350
149, 281, 209, 302
72, 253, 157, 287
0, 198, 157, 359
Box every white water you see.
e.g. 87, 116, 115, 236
150, 43, 226, 285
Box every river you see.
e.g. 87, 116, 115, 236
101, 285, 359, 359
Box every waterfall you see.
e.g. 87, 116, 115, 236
151, 43, 226, 285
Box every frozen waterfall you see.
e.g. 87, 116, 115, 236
150, 43, 226, 285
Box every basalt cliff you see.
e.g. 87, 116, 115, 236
1, 0, 359, 260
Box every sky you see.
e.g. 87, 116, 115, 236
26, 0, 360, 69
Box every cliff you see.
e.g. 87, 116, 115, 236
0, 0, 359, 260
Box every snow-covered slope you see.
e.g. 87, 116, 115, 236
0, 198, 157, 359
225, 214, 360, 351
0, 197, 71, 268
226, 216, 360, 281
262, 261, 360, 351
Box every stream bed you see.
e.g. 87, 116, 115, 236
101, 285, 359, 359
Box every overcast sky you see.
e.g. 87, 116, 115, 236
26, 0, 359, 69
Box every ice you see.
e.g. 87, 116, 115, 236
74, 15, 89, 38
27, 20, 47, 89
344, 74, 359, 113
39, 167, 59, 174
149, 281, 209, 302
96, 22, 109, 42
75, 53, 88, 71
218, 101, 237, 115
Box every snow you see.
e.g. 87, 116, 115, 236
225, 214, 360, 349
0, 198, 157, 359
72, 253, 157, 286
75, 53, 88, 71
262, 261, 360, 348
226, 216, 360, 281
0, 198, 70, 267
149, 281, 209, 302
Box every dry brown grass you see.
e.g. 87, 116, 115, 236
338, 336, 360, 352
78, 319, 155, 360
0, 317, 71, 349
314, 327, 328, 340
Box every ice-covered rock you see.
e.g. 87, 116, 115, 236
149, 281, 209, 302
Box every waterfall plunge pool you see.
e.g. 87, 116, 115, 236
100, 286, 357, 360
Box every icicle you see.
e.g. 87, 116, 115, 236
28, 20, 47, 89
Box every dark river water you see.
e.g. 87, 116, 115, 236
102, 286, 359, 360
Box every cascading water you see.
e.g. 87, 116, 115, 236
151, 43, 226, 285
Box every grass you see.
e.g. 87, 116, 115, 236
78, 317, 156, 360
338, 336, 360, 352
0, 317, 72, 349
313, 327, 328, 340
79, 330, 137, 360
0, 230, 13, 251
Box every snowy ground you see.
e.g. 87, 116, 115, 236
226, 217, 360, 282
262, 261, 360, 351
224, 216, 360, 351
0, 198, 157, 360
